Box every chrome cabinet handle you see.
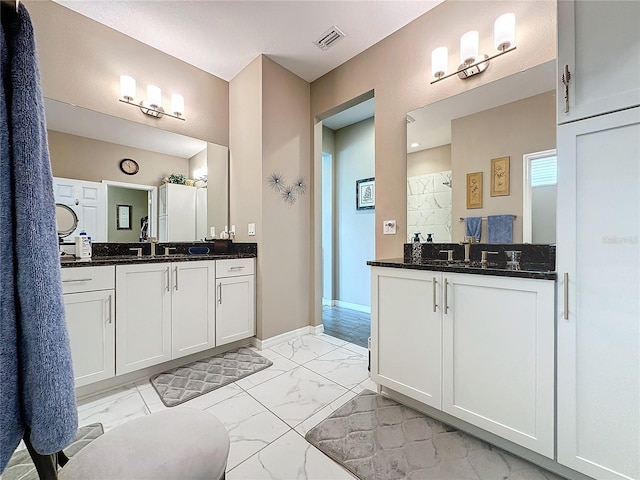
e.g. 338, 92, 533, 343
229, 266, 245, 271
218, 283, 222, 304
106, 295, 112, 324
564, 272, 569, 320
165, 267, 170, 292
444, 278, 449, 314
562, 64, 571, 114
62, 278, 92, 283
174, 266, 178, 291
432, 277, 437, 313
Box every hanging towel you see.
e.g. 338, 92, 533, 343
0, 2, 77, 472
487, 215, 514, 243
465, 217, 482, 242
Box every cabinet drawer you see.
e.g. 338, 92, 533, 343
216, 258, 255, 278
61, 266, 115, 294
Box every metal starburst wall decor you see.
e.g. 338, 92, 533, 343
267, 172, 306, 205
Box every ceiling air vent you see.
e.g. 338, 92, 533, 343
406, 114, 415, 124
314, 25, 346, 51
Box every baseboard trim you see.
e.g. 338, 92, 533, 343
334, 300, 371, 314
322, 298, 334, 307
251, 324, 325, 350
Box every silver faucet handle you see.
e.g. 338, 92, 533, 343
129, 247, 143, 257
481, 250, 500, 262
163, 247, 176, 256
439, 249, 455, 261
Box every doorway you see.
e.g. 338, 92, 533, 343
319, 97, 375, 348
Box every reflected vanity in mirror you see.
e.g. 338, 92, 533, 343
44, 98, 229, 243
406, 60, 557, 244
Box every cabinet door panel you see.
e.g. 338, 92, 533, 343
64, 290, 115, 387
557, 108, 640, 479
557, 0, 640, 123
116, 263, 172, 375
371, 268, 442, 409
172, 261, 215, 358
216, 274, 255, 346
443, 274, 554, 458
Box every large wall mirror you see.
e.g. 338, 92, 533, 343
406, 60, 557, 245
45, 98, 229, 243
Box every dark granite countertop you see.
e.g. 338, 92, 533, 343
367, 257, 557, 280
61, 252, 256, 268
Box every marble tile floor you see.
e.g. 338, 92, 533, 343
322, 305, 371, 348
70, 333, 566, 480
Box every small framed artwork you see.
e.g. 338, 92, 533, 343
466, 172, 483, 209
491, 156, 510, 196
356, 177, 375, 210
116, 204, 132, 230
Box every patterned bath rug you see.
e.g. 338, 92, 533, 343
2, 423, 104, 480
306, 390, 565, 480
150, 347, 273, 407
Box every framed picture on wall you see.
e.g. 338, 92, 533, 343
116, 204, 132, 230
466, 172, 483, 209
491, 156, 510, 196
356, 177, 375, 210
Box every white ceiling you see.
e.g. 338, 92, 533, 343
323, 98, 375, 130
53, 0, 443, 83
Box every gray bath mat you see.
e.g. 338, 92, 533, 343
306, 390, 565, 480
2, 423, 104, 480
150, 347, 273, 407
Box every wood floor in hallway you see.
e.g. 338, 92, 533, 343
322, 305, 370, 348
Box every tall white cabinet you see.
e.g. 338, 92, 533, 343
158, 183, 197, 242
557, 2, 640, 478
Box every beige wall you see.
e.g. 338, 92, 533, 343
311, 0, 556, 260
48, 130, 188, 186
407, 144, 451, 177
230, 56, 311, 340
27, 0, 229, 146
451, 91, 556, 243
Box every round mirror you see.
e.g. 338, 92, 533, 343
55, 203, 78, 239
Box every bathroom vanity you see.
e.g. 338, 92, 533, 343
60, 244, 256, 388
368, 247, 556, 458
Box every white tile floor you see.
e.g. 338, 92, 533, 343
76, 333, 376, 479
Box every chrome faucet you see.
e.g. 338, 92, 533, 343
481, 250, 499, 267
440, 249, 455, 262
147, 237, 157, 257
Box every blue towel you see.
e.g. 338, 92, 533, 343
487, 215, 514, 243
1, 3, 77, 471
465, 217, 482, 242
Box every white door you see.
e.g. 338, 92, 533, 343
557, 107, 640, 479
53, 177, 107, 241
64, 290, 115, 387
115, 263, 172, 375
172, 261, 215, 358
371, 267, 442, 409
216, 274, 255, 347
442, 273, 555, 458
557, 0, 640, 124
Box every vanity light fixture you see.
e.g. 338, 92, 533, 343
118, 75, 185, 121
430, 13, 516, 84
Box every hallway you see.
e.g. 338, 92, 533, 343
322, 305, 370, 348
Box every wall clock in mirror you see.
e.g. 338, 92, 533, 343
119, 158, 139, 175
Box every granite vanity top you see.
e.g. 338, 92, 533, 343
367, 258, 556, 280
60, 241, 257, 268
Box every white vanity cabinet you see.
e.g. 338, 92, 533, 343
371, 267, 555, 458
556, 107, 640, 480
443, 273, 555, 458
61, 266, 115, 387
115, 260, 216, 375
370, 267, 442, 409
557, 0, 640, 124
215, 258, 256, 347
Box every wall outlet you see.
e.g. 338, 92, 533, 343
383, 220, 397, 235
248, 223, 256, 236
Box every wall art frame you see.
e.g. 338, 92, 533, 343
466, 172, 483, 209
356, 177, 375, 210
491, 156, 510, 197
116, 204, 132, 230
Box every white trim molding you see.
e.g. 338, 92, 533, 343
251, 324, 325, 350
334, 300, 371, 314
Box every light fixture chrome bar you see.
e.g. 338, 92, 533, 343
119, 99, 185, 121
430, 46, 517, 85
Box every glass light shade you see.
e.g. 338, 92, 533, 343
431, 47, 448, 78
460, 31, 479, 65
147, 85, 162, 108
494, 13, 516, 51
120, 75, 136, 101
171, 93, 184, 116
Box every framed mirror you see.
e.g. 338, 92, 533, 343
406, 60, 557, 244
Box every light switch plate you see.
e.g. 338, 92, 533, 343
248, 223, 256, 236
383, 220, 397, 235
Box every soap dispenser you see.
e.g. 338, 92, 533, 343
426, 233, 433, 243
412, 233, 421, 243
